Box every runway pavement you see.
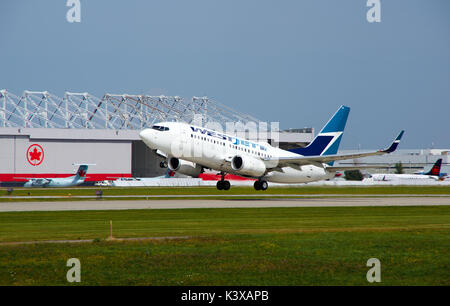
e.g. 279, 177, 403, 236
1, 196, 449, 212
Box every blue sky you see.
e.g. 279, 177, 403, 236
1, 0, 449, 149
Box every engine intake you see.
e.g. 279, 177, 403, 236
231, 155, 266, 177
168, 157, 202, 177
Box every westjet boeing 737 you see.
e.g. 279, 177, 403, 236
139, 106, 404, 190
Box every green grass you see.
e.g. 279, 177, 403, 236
1, 185, 450, 198
0, 206, 449, 285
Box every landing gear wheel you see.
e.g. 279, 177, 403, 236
223, 180, 231, 190
216, 180, 223, 190
217, 180, 231, 190
254, 181, 261, 190
159, 161, 167, 168
254, 180, 268, 191
260, 180, 268, 191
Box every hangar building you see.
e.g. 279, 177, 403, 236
0, 90, 314, 184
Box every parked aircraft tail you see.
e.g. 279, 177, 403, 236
425, 159, 442, 176
74, 165, 89, 180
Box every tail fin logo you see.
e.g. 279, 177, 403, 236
426, 159, 442, 176
288, 105, 350, 158
431, 166, 439, 176
75, 165, 88, 178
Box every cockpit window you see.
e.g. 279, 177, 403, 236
151, 125, 169, 131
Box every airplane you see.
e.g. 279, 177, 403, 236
99, 169, 176, 185
22, 164, 90, 187
370, 158, 444, 182
107, 169, 177, 187
139, 105, 404, 190
414, 159, 446, 176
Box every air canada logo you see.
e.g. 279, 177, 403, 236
27, 144, 44, 166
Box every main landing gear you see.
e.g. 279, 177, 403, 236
216, 172, 231, 190
254, 180, 268, 191
215, 173, 268, 191
216, 180, 231, 190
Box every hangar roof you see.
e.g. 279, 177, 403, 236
0, 90, 261, 130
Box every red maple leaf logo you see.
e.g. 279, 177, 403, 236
29, 147, 42, 162
78, 170, 86, 177
431, 166, 439, 176
26, 144, 44, 166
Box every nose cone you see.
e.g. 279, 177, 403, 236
139, 128, 150, 140
139, 129, 156, 148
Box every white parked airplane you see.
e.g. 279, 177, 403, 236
139, 106, 404, 190
370, 159, 443, 182
21, 164, 90, 187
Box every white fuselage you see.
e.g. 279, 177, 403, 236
371, 173, 439, 182
139, 122, 335, 183
23, 176, 85, 187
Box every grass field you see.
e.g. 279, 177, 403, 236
1, 185, 450, 203
0, 206, 449, 285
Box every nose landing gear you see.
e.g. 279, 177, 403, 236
254, 180, 268, 191
159, 161, 167, 168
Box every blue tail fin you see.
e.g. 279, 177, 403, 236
288, 105, 350, 157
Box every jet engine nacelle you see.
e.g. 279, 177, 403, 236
231, 155, 266, 177
168, 157, 202, 177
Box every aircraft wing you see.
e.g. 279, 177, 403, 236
265, 130, 404, 169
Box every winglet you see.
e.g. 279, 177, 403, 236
382, 130, 404, 153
